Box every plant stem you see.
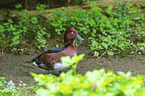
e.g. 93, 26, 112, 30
98, 48, 112, 59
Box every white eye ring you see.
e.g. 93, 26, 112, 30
71, 32, 74, 34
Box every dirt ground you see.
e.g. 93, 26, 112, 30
0, 0, 145, 88
1, 44, 145, 86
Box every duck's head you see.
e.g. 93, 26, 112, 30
64, 28, 85, 45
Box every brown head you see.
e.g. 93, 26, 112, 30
64, 28, 85, 46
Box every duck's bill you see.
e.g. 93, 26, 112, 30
76, 34, 85, 40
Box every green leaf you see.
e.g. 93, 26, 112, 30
108, 51, 113, 55
102, 43, 108, 49
61, 56, 74, 64
117, 71, 126, 76
132, 17, 140, 20
106, 5, 113, 16
15, 4, 22, 9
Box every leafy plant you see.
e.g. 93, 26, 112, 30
136, 43, 145, 54
88, 2, 145, 58
31, 54, 145, 96
47, 1, 145, 58
0, 4, 48, 54
0, 77, 17, 95
0, 2, 145, 56
0, 77, 38, 96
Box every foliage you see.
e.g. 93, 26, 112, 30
0, 77, 37, 96
0, 2, 145, 57
136, 43, 145, 54
47, 2, 145, 58
31, 54, 145, 96
0, 4, 48, 54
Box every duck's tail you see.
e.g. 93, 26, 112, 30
25, 57, 38, 63
25, 61, 33, 63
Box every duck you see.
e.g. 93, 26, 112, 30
27, 28, 85, 74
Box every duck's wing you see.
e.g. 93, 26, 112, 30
48, 47, 64, 53
26, 47, 64, 63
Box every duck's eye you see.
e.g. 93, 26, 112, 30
71, 31, 74, 34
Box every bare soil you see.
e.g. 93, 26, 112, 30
1, 44, 145, 86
